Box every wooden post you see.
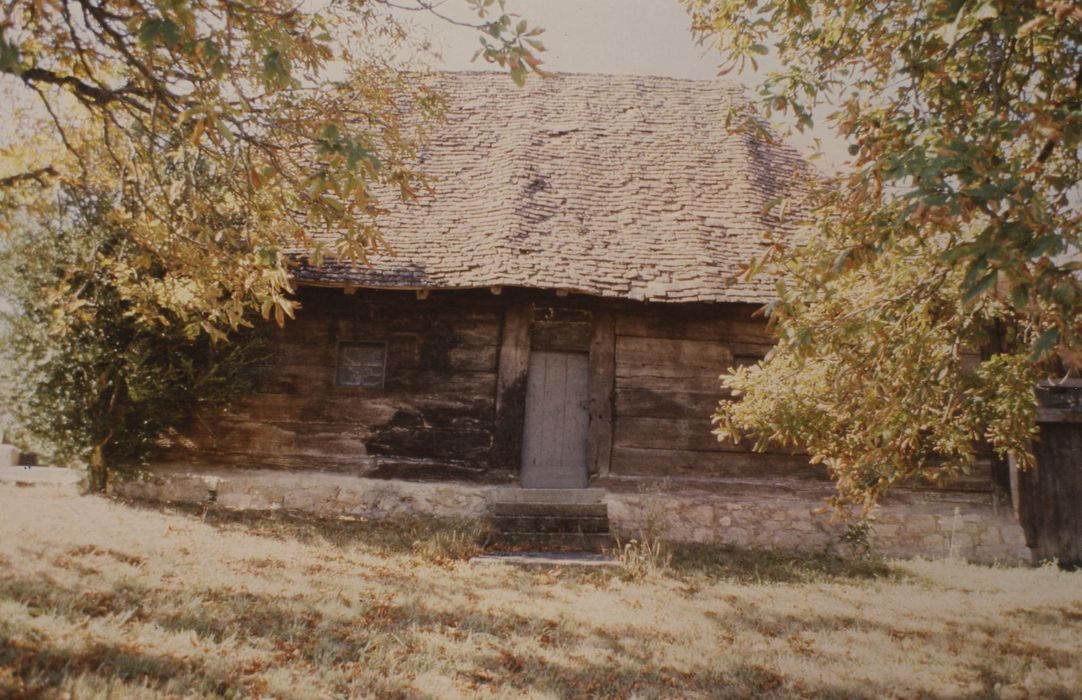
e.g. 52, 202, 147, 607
494, 302, 531, 473
587, 309, 615, 477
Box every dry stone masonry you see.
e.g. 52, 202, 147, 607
114, 468, 1030, 564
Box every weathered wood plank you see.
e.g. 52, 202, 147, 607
615, 336, 733, 379
614, 314, 774, 344
531, 319, 592, 352
521, 351, 590, 488
494, 302, 531, 472
446, 345, 499, 373
614, 415, 784, 453
729, 342, 775, 359
1020, 421, 1082, 565
1037, 408, 1082, 424
615, 373, 724, 392
615, 388, 722, 419
616, 335, 731, 366
610, 446, 826, 479
588, 310, 616, 476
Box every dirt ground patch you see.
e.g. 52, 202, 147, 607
1, 484, 1080, 698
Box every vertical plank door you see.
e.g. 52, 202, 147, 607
1022, 421, 1082, 566
521, 351, 590, 488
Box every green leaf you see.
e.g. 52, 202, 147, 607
138, 18, 181, 48
0, 36, 22, 73
963, 270, 997, 304
1029, 328, 1059, 361
1008, 283, 1030, 311
510, 64, 527, 87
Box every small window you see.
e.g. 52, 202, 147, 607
336, 342, 387, 388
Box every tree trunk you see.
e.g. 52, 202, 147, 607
88, 443, 108, 493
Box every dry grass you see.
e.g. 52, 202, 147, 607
1, 485, 1080, 699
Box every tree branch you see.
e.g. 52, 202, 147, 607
0, 166, 59, 188
17, 66, 151, 109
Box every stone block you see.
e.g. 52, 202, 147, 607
691, 527, 715, 543
216, 491, 261, 510
948, 532, 975, 550
688, 504, 715, 528
874, 523, 901, 538
282, 485, 341, 512
723, 527, 750, 545
156, 476, 213, 504
0, 445, 19, 468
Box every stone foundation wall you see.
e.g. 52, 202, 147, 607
114, 467, 1031, 564
115, 467, 497, 519
604, 485, 1030, 564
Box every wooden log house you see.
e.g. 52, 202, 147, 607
176, 72, 825, 488
161, 74, 1038, 564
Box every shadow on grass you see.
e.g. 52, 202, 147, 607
0, 571, 583, 697
466, 641, 890, 699
0, 635, 244, 699
665, 541, 901, 584
120, 497, 903, 585
117, 497, 490, 561
3, 559, 1078, 700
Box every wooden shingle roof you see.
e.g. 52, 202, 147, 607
298, 72, 812, 304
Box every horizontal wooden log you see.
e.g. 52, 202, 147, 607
728, 342, 774, 357
293, 433, 370, 456
189, 419, 298, 453
1037, 407, 1082, 424
615, 373, 725, 393
445, 345, 499, 372
614, 416, 784, 453
334, 317, 500, 346
254, 362, 496, 394
610, 446, 826, 480
615, 388, 723, 419
614, 315, 773, 344
615, 337, 733, 380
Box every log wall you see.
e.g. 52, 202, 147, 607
171, 287, 993, 491
176, 287, 505, 480
606, 304, 821, 480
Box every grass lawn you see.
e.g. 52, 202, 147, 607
1, 484, 1080, 699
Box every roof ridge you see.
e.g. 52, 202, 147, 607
430, 69, 747, 86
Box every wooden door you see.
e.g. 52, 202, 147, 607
1020, 421, 1082, 566
521, 351, 590, 488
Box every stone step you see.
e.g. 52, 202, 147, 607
490, 502, 608, 518
491, 514, 609, 534
489, 487, 606, 505
486, 531, 613, 553
470, 553, 619, 569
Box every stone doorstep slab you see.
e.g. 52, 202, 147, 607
469, 552, 619, 569
0, 445, 19, 468
0, 466, 82, 488
489, 487, 606, 505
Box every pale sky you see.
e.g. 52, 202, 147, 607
0, 0, 846, 170
404, 0, 720, 79
393, 0, 846, 169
